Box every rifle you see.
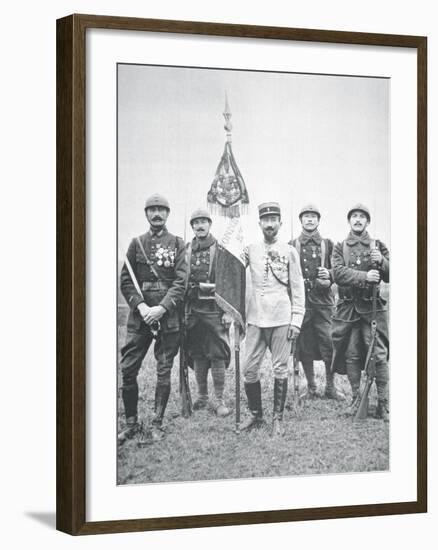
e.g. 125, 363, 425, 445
179, 307, 192, 418
288, 337, 302, 415
234, 323, 241, 434
351, 241, 380, 421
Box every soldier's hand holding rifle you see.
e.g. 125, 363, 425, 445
287, 325, 300, 341
317, 267, 330, 280
370, 247, 383, 265
366, 270, 381, 284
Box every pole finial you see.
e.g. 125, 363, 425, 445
223, 92, 232, 139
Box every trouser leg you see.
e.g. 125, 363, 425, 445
345, 324, 362, 402
243, 325, 266, 384
269, 326, 289, 435
301, 360, 317, 395
298, 317, 318, 395
361, 321, 390, 420
152, 331, 180, 429
120, 331, 153, 420
313, 308, 339, 398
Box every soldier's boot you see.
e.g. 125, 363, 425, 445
375, 368, 389, 422
272, 378, 288, 437
211, 359, 230, 417
324, 365, 342, 400
376, 399, 390, 422
302, 360, 318, 398
118, 384, 140, 444
240, 381, 265, 431
149, 383, 171, 443
118, 415, 141, 445
347, 363, 362, 411
193, 358, 209, 410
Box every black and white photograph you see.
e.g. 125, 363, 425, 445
116, 63, 390, 485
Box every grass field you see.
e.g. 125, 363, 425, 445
117, 307, 389, 485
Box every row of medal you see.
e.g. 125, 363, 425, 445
151, 244, 176, 268
192, 251, 210, 267
303, 245, 320, 259
350, 251, 369, 266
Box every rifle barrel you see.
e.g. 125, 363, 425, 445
234, 324, 241, 434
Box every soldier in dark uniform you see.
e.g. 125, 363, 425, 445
331, 204, 390, 421
185, 208, 232, 417
290, 204, 341, 399
118, 194, 187, 443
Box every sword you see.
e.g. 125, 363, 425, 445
124, 256, 160, 338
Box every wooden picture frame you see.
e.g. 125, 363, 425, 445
56, 13, 427, 535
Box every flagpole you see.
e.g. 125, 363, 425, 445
224, 93, 241, 434
207, 93, 248, 434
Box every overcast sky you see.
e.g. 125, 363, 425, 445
118, 63, 389, 252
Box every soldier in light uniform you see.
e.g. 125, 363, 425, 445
331, 204, 390, 421
118, 194, 187, 443
185, 209, 232, 417
242, 202, 305, 436
290, 204, 341, 399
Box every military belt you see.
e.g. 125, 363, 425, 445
338, 286, 380, 301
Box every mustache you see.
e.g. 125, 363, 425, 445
152, 216, 163, 221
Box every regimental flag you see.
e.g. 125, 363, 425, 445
207, 95, 249, 219
215, 217, 247, 331
208, 95, 248, 332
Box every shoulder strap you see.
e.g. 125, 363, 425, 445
136, 237, 161, 280
342, 240, 349, 267
268, 263, 289, 287
294, 238, 301, 256
207, 242, 216, 282
320, 239, 326, 268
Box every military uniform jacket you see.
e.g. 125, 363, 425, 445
332, 231, 389, 321
186, 233, 220, 314
120, 227, 187, 332
244, 239, 305, 328
291, 231, 335, 308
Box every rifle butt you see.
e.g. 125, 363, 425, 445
353, 379, 373, 421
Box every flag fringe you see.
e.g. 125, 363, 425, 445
207, 203, 248, 218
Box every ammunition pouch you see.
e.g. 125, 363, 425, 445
198, 282, 216, 300
187, 282, 216, 301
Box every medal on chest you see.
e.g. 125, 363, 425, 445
151, 243, 175, 268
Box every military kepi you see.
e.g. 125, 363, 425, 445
190, 208, 212, 225
144, 193, 170, 211
347, 203, 370, 222
258, 202, 281, 219
299, 204, 321, 219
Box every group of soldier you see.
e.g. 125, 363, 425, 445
118, 193, 390, 445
